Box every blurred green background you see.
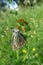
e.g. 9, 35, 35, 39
0, 0, 43, 65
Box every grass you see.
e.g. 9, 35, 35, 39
0, 5, 43, 65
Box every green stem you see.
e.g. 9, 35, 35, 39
16, 50, 19, 60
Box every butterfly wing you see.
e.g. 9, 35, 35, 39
12, 32, 26, 51
12, 33, 19, 50
18, 32, 26, 47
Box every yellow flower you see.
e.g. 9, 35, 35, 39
22, 49, 27, 54
32, 48, 36, 51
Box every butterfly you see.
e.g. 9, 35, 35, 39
12, 29, 26, 51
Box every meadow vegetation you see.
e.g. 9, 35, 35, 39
0, 4, 43, 65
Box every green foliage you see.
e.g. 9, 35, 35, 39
0, 4, 43, 65
8, 0, 12, 3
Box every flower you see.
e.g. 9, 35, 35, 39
32, 48, 36, 51
22, 49, 27, 54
